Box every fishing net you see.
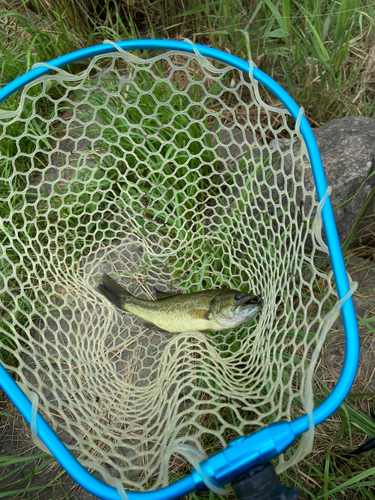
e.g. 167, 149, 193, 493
0, 41, 343, 491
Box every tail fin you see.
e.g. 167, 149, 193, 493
98, 274, 131, 310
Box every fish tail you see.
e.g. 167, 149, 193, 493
98, 274, 131, 310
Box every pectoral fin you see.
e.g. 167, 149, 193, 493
190, 309, 210, 320
143, 320, 169, 333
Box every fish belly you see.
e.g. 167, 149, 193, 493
153, 317, 213, 333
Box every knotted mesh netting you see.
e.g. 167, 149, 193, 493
0, 41, 342, 491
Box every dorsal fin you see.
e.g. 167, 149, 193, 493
154, 287, 181, 300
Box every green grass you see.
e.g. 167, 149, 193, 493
0, 453, 58, 498
1, 0, 375, 124
1, 0, 375, 499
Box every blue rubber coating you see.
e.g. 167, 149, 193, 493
0, 40, 359, 496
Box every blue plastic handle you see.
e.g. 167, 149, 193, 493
0, 40, 359, 499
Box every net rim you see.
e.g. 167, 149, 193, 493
0, 39, 359, 499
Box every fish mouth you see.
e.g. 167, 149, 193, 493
241, 295, 262, 307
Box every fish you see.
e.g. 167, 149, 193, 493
98, 274, 262, 333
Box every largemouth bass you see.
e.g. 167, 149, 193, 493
98, 274, 262, 333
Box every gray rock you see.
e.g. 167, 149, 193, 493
283, 115, 375, 246
211, 126, 258, 166
216, 116, 375, 252
209, 125, 279, 239
321, 255, 375, 405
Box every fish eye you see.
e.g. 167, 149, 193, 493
234, 294, 243, 301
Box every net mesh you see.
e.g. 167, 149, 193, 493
0, 42, 340, 491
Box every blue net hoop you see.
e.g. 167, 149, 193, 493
0, 40, 359, 500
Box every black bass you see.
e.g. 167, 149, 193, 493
98, 274, 262, 333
